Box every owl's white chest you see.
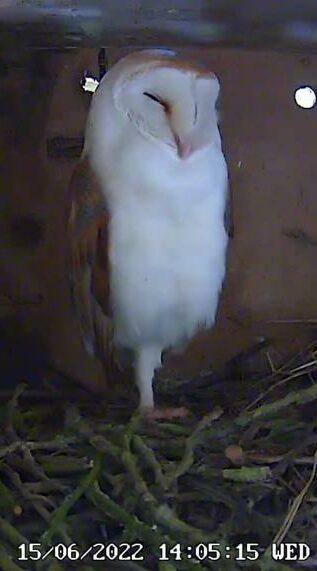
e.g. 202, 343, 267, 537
109, 167, 228, 351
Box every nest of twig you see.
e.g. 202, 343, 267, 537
0, 340, 317, 571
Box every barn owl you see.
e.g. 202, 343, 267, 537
68, 50, 229, 413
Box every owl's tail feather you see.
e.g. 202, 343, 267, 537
69, 265, 112, 352
135, 345, 162, 409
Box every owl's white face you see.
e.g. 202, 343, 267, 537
113, 56, 220, 160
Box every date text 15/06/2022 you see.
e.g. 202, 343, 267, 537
18, 542, 311, 563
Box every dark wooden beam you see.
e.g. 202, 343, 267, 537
1, 1, 317, 52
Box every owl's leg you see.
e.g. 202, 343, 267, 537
135, 345, 189, 420
135, 345, 162, 409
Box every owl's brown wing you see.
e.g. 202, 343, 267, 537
67, 154, 114, 372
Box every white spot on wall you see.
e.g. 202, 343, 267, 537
81, 76, 99, 93
294, 86, 316, 109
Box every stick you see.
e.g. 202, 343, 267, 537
41, 451, 103, 545
165, 409, 223, 489
236, 381, 317, 427
133, 435, 168, 489
0, 547, 24, 571
271, 447, 317, 546
86, 483, 204, 571
0, 516, 29, 548
5, 384, 27, 442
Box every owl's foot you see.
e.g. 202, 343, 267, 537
142, 406, 189, 421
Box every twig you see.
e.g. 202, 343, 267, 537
24, 480, 69, 494
86, 482, 204, 571
5, 384, 27, 442
41, 451, 103, 545
0, 546, 25, 571
20, 447, 48, 481
133, 435, 168, 489
266, 351, 277, 373
0, 439, 76, 460
0, 478, 21, 514
237, 381, 317, 427
165, 409, 224, 489
38, 455, 91, 475
222, 466, 272, 482
245, 365, 317, 412
248, 453, 317, 466
0, 516, 29, 548
3, 465, 52, 523
121, 422, 225, 550
86, 481, 166, 545
89, 434, 121, 459
270, 446, 317, 546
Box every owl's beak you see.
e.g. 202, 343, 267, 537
175, 130, 211, 159
175, 135, 193, 160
